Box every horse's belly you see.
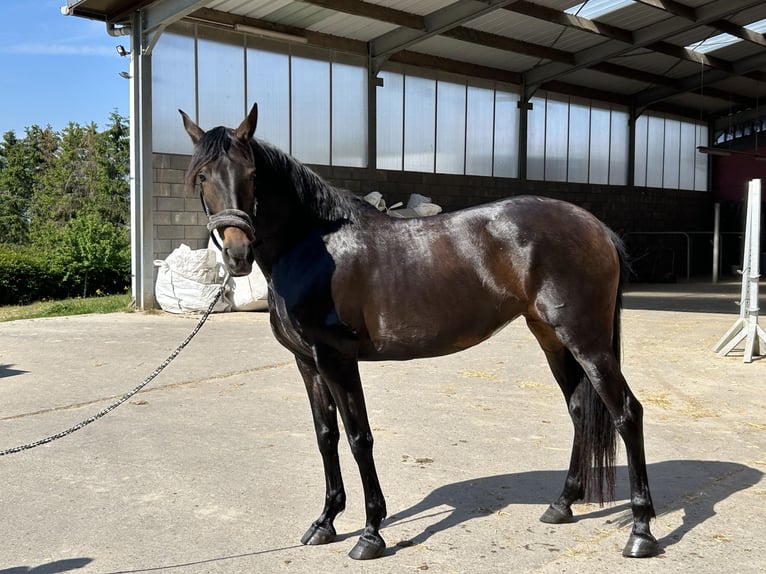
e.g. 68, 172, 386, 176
356, 302, 518, 361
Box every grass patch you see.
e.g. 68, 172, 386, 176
0, 294, 133, 322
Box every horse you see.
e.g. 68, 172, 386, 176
179, 103, 659, 560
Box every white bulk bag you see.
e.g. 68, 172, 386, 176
154, 244, 230, 314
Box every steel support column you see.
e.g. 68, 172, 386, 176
129, 11, 155, 309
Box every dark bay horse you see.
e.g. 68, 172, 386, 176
180, 103, 659, 560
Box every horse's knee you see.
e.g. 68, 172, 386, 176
347, 430, 374, 459
315, 423, 340, 451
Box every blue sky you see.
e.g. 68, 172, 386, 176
0, 0, 129, 136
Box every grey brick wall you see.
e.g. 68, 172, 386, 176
153, 153, 210, 259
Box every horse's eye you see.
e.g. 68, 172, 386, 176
198, 173, 207, 183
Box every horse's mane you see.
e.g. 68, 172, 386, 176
186, 126, 369, 224
251, 138, 367, 224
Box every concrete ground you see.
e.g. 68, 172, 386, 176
0, 281, 764, 574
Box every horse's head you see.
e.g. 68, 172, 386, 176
180, 103, 259, 277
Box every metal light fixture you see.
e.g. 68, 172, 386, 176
116, 45, 130, 57
697, 146, 732, 157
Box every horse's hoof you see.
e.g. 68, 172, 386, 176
301, 523, 336, 546
622, 532, 660, 558
348, 535, 386, 560
540, 504, 574, 524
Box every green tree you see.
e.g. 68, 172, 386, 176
0, 126, 56, 244
31, 113, 129, 233
54, 213, 130, 297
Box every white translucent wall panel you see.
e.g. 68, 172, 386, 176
291, 57, 330, 164
663, 118, 680, 189
589, 107, 610, 184
403, 76, 436, 173
695, 124, 708, 191
493, 90, 518, 178
527, 96, 546, 181
568, 101, 590, 183
634, 114, 648, 187
679, 121, 696, 190
609, 109, 628, 185
545, 97, 568, 181
197, 31, 245, 131
331, 62, 367, 167
247, 47, 290, 151
377, 71, 403, 170
646, 116, 665, 188
466, 86, 494, 176
152, 32, 195, 154
435, 81, 466, 174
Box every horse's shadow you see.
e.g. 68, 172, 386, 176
376, 460, 762, 553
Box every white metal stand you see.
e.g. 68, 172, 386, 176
713, 179, 766, 363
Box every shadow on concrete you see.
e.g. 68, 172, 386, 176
624, 280, 762, 314
29, 462, 758, 571
0, 364, 28, 380
0, 558, 93, 574
385, 460, 762, 555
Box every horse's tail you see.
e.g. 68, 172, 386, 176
577, 229, 629, 504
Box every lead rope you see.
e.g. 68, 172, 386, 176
0, 278, 228, 457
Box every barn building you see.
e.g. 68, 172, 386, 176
63, 0, 766, 309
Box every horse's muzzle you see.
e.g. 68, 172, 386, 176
206, 208, 256, 277
221, 232, 255, 277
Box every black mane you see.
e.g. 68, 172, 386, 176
250, 138, 367, 224
186, 126, 370, 224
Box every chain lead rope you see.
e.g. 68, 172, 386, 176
0, 280, 227, 457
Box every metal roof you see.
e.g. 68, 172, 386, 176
64, 0, 766, 122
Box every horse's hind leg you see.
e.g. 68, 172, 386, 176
527, 320, 586, 524
528, 318, 659, 557
295, 355, 346, 547
578, 352, 658, 557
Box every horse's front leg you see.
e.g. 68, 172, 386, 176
313, 343, 387, 560
295, 355, 346, 546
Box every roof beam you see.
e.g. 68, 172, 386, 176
591, 62, 751, 106
140, 0, 209, 52
524, 0, 764, 88
634, 47, 766, 109
710, 18, 766, 49
441, 26, 575, 64
505, 1, 633, 43
143, 0, 208, 34
635, 0, 766, 50
295, 0, 423, 30
389, 51, 521, 85
507, 1, 766, 85
631, 0, 697, 21
505, 2, 730, 72
369, 0, 520, 68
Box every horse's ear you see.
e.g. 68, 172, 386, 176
179, 109, 205, 145
235, 103, 259, 142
